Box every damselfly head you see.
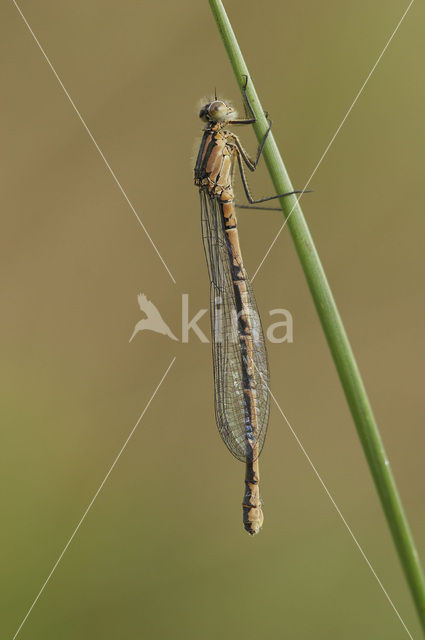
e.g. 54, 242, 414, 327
199, 100, 234, 123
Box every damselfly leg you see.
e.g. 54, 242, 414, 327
228, 76, 312, 209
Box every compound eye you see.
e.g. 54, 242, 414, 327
208, 101, 228, 121
209, 101, 223, 114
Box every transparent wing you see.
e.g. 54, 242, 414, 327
200, 191, 270, 462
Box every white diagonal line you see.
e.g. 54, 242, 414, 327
265, 381, 413, 638
11, 0, 176, 285
251, 0, 415, 283
12, 356, 176, 640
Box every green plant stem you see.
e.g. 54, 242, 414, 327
209, 0, 425, 633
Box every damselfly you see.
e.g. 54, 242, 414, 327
194, 76, 307, 535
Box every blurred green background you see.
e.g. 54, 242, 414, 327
1, 1, 424, 638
